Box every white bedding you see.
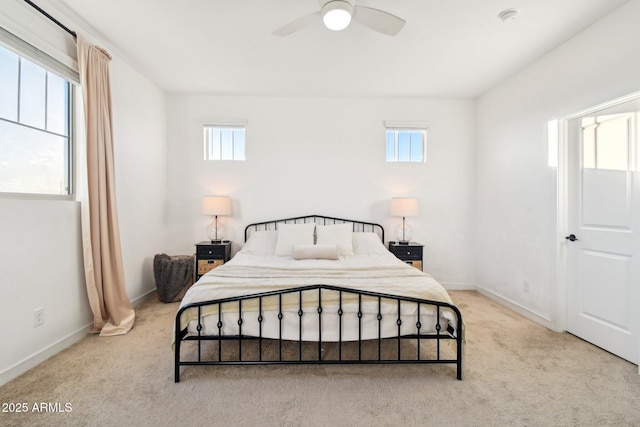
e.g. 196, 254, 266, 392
178, 237, 459, 342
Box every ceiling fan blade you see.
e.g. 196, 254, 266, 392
273, 11, 321, 37
352, 6, 405, 36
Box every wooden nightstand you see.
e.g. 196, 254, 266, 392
194, 241, 231, 281
388, 242, 424, 271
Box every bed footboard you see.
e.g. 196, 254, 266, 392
174, 284, 463, 382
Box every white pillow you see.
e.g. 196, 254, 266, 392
291, 244, 339, 260
352, 232, 386, 255
274, 223, 316, 256
316, 223, 354, 255
242, 230, 278, 256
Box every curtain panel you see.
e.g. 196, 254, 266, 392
76, 35, 135, 336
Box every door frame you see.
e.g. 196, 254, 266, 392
555, 90, 640, 371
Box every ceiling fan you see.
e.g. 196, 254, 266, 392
273, 0, 406, 37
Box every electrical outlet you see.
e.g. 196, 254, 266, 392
33, 307, 45, 327
523, 280, 530, 293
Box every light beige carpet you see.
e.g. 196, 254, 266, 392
1, 291, 638, 427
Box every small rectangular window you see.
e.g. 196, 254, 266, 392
0, 43, 72, 196
385, 127, 426, 163
203, 124, 246, 161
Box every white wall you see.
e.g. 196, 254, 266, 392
475, 0, 640, 325
166, 95, 476, 288
109, 56, 168, 300
0, 2, 167, 385
0, 198, 88, 384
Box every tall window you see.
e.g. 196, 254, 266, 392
203, 124, 246, 161
385, 127, 426, 163
0, 43, 72, 196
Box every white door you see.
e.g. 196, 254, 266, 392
566, 101, 640, 365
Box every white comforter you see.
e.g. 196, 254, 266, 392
178, 250, 459, 341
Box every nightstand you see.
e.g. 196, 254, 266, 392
194, 241, 231, 281
388, 242, 424, 271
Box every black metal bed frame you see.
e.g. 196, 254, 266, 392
174, 215, 463, 382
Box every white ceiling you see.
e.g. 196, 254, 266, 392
53, 0, 629, 98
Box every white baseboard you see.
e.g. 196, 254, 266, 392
131, 288, 157, 307
476, 286, 553, 329
0, 323, 92, 387
0, 287, 158, 387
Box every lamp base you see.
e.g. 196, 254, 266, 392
210, 239, 222, 244
206, 217, 225, 243
394, 222, 413, 244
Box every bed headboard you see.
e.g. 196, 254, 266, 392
244, 215, 384, 243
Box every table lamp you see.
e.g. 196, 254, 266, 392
390, 197, 418, 244
202, 196, 231, 243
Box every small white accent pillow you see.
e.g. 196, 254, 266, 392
291, 244, 339, 260
316, 223, 354, 255
274, 223, 316, 256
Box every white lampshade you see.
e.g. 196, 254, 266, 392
322, 0, 353, 31
201, 196, 231, 216
390, 197, 418, 217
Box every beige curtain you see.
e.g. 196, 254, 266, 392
76, 35, 135, 336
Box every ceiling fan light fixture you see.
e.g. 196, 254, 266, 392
322, 1, 353, 31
